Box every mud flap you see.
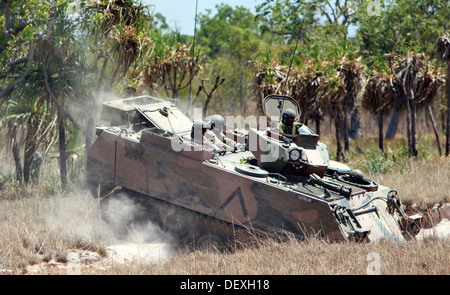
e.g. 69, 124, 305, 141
349, 229, 371, 243
400, 214, 423, 237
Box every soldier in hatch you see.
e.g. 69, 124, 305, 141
207, 114, 244, 152
278, 109, 303, 136
187, 119, 227, 153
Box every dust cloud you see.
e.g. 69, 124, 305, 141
417, 219, 450, 240
45, 191, 176, 264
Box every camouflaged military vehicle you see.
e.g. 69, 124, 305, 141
86, 95, 423, 249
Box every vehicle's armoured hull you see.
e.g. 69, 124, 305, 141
86, 95, 422, 248
87, 127, 419, 246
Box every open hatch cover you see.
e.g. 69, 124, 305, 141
262, 95, 300, 124
137, 103, 192, 134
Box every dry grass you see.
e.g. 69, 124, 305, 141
0, 191, 108, 272
369, 157, 449, 205
98, 236, 449, 275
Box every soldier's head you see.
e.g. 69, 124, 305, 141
282, 109, 296, 126
192, 120, 206, 136
210, 114, 224, 134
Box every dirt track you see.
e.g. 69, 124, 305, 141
24, 242, 175, 275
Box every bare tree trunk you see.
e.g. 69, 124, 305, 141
172, 68, 178, 99
58, 105, 67, 190
410, 95, 418, 157
203, 94, 213, 118
315, 118, 321, 135
201, 75, 225, 117
11, 129, 22, 181
426, 103, 442, 155
386, 109, 400, 139
349, 107, 362, 139
335, 113, 346, 162
239, 69, 244, 114
405, 95, 413, 156
446, 62, 450, 156
97, 55, 109, 94
343, 115, 350, 151
23, 119, 37, 183
109, 62, 121, 87
378, 114, 384, 153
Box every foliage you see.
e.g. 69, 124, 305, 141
356, 0, 449, 68
1, 0, 450, 188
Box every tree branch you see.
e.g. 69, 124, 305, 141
0, 39, 36, 99
0, 0, 29, 55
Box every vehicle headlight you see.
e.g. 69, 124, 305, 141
289, 148, 301, 161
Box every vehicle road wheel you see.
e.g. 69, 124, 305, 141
196, 233, 225, 252
164, 211, 194, 242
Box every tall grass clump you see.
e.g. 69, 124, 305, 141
363, 150, 394, 174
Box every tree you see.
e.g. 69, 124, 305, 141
0, 0, 41, 98
82, 0, 152, 83
356, 0, 448, 155
356, 0, 449, 68
0, 0, 61, 183
139, 43, 202, 100
1, 1, 106, 187
437, 35, 450, 156
256, 0, 359, 41
200, 74, 226, 117
253, 54, 290, 115
256, 0, 319, 41
362, 70, 398, 152
39, 2, 95, 189
198, 4, 259, 58
80, 0, 153, 153
195, 4, 261, 114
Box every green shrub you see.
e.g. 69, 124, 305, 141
363, 150, 394, 174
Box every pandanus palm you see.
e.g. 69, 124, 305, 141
291, 57, 329, 132
253, 58, 289, 115
141, 43, 202, 100
82, 0, 151, 92
362, 70, 397, 152
0, 86, 57, 183
364, 53, 444, 155
335, 57, 365, 151
388, 52, 444, 157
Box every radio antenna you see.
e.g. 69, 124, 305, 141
282, 19, 304, 94
188, 0, 199, 115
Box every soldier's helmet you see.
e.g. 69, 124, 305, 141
210, 114, 225, 132
192, 119, 206, 131
191, 119, 207, 139
282, 109, 296, 126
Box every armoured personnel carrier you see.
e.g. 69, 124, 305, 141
86, 95, 422, 249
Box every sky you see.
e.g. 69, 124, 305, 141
146, 0, 265, 36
